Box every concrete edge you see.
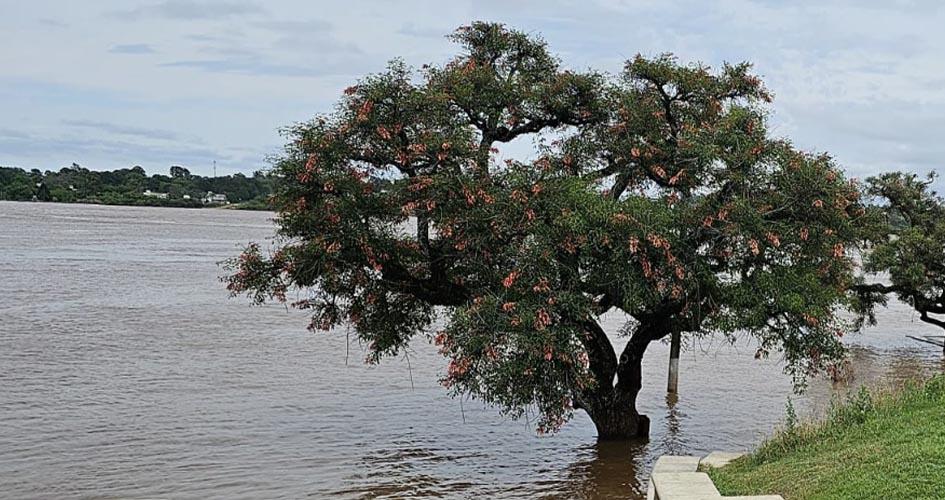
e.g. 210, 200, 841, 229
649, 451, 783, 500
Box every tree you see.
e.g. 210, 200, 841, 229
224, 23, 865, 439
856, 172, 945, 351
170, 165, 192, 179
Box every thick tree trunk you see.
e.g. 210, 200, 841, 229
576, 318, 667, 440
582, 389, 651, 440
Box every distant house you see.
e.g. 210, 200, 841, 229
182, 194, 192, 200
203, 191, 228, 204
143, 189, 169, 199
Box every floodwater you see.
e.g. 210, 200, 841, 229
0, 201, 941, 499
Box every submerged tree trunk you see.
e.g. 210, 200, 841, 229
577, 320, 661, 440
582, 385, 651, 440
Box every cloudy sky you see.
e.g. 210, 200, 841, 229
2, 1, 944, 182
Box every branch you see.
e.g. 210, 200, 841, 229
920, 310, 945, 330
380, 258, 468, 307
577, 319, 619, 391
851, 283, 902, 295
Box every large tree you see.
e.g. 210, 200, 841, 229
225, 23, 865, 439
855, 172, 945, 351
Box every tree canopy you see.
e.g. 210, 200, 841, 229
226, 22, 866, 438
856, 172, 945, 342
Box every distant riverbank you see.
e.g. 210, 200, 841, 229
0, 197, 272, 210
0, 164, 273, 209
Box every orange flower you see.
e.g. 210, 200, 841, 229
765, 232, 781, 247
535, 309, 552, 330
356, 100, 373, 121
833, 243, 845, 257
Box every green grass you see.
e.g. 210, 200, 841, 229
707, 376, 945, 500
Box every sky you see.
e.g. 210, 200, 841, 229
2, 0, 944, 183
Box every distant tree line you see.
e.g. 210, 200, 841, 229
0, 163, 274, 209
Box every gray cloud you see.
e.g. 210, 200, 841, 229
0, 128, 250, 174
162, 18, 366, 78
37, 18, 68, 28
253, 19, 332, 33
160, 58, 342, 77
114, 0, 265, 21
397, 23, 451, 39
62, 119, 184, 142
109, 43, 157, 54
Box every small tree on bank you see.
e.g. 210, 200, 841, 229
856, 172, 945, 350
225, 23, 865, 439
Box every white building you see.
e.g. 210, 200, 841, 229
143, 189, 169, 199
203, 191, 228, 204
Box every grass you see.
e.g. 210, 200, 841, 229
707, 376, 945, 500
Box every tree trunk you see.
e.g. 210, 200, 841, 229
576, 318, 669, 440
583, 391, 651, 440
667, 329, 681, 393
579, 327, 654, 440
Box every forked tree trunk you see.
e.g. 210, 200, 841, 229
577, 320, 663, 440
579, 329, 653, 440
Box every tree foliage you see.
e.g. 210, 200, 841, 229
225, 23, 866, 436
857, 172, 945, 335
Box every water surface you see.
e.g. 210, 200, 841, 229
1, 201, 941, 499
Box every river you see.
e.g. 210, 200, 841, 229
0, 201, 941, 499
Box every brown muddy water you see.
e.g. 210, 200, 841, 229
1, 201, 942, 499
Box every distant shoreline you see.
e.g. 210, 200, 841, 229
0, 198, 272, 211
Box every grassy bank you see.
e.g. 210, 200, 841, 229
708, 376, 945, 499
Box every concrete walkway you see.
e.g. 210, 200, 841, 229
646, 452, 784, 500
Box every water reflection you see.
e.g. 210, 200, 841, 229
660, 393, 685, 456
558, 441, 648, 499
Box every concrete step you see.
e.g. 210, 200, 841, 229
651, 472, 721, 499
648, 452, 784, 500
648, 456, 703, 500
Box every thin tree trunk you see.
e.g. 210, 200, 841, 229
667, 329, 681, 393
